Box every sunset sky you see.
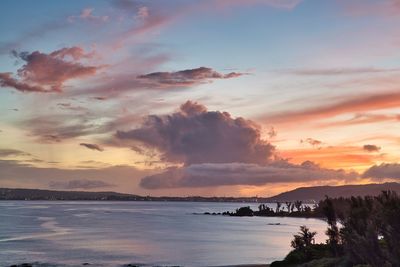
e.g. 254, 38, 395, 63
0, 0, 399, 197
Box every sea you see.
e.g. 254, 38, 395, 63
0, 201, 328, 267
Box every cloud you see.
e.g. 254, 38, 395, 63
140, 161, 358, 189
300, 138, 323, 148
214, 0, 302, 9
281, 145, 385, 170
0, 47, 101, 93
49, 46, 95, 60
68, 8, 109, 23
113, 101, 358, 189
363, 144, 381, 152
116, 101, 275, 165
137, 67, 244, 87
0, 159, 153, 192
318, 113, 400, 128
363, 163, 400, 179
136, 6, 149, 20
0, 72, 49, 93
56, 103, 87, 112
264, 91, 400, 124
267, 127, 277, 138
49, 179, 114, 190
341, 0, 400, 17
0, 149, 30, 158
80, 143, 104, 152
282, 67, 400, 76
19, 115, 107, 143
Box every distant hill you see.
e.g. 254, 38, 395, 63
266, 182, 400, 202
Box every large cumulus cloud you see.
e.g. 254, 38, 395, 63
115, 101, 357, 189
116, 101, 275, 165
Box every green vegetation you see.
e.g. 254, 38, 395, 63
271, 191, 400, 267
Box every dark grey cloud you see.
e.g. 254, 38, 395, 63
116, 101, 275, 165
300, 138, 323, 147
137, 67, 244, 86
363, 163, 400, 179
80, 143, 104, 152
140, 161, 358, 189
363, 144, 381, 152
49, 179, 114, 190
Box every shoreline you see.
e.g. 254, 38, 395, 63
8, 263, 271, 267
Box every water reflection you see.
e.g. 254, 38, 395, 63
0, 201, 328, 266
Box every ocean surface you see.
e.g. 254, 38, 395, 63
0, 201, 328, 267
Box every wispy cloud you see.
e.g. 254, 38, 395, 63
282, 67, 400, 76
263, 91, 400, 124
68, 8, 109, 23
80, 143, 104, 152
138, 67, 245, 87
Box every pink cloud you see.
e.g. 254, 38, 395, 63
340, 0, 400, 16
116, 101, 275, 165
0, 47, 102, 93
68, 8, 109, 23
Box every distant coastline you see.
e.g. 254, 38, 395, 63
0, 187, 273, 202
1, 182, 399, 202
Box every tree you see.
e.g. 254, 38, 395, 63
374, 191, 400, 266
340, 196, 386, 267
322, 197, 340, 256
276, 202, 282, 213
285, 201, 292, 213
294, 200, 303, 212
291, 225, 317, 250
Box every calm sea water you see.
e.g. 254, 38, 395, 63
0, 201, 328, 267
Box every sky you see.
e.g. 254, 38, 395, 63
0, 0, 399, 197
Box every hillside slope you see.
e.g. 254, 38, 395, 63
266, 182, 400, 202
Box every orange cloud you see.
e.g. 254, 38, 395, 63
263, 91, 400, 124
280, 145, 386, 171
317, 113, 400, 128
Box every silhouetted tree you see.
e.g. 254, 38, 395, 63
340, 196, 386, 267
276, 202, 282, 213
294, 200, 303, 212
291, 225, 317, 259
258, 204, 264, 212
321, 196, 341, 256
285, 201, 292, 213
373, 191, 400, 266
